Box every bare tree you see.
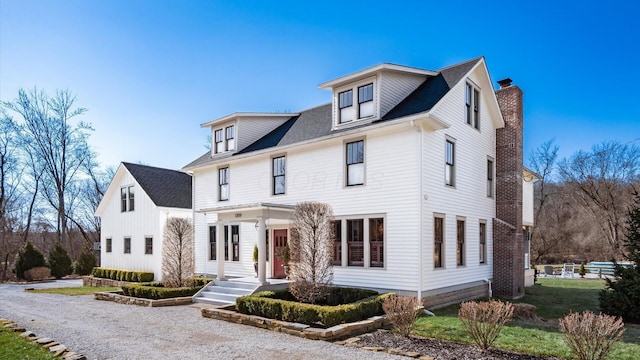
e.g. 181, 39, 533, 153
559, 141, 640, 260
0, 113, 22, 280
288, 202, 334, 304
2, 88, 94, 251
162, 217, 194, 287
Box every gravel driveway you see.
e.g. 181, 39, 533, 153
0, 280, 403, 360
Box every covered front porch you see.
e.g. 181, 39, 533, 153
198, 202, 294, 285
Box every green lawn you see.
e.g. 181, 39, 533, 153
413, 278, 640, 359
0, 327, 57, 360
25, 286, 120, 295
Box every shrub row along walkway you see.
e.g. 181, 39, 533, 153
0, 280, 403, 360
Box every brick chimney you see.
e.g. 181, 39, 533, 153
493, 78, 524, 299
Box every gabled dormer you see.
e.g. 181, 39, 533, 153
319, 63, 437, 130
201, 112, 298, 156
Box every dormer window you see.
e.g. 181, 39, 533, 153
214, 129, 224, 153
213, 125, 235, 154
358, 83, 374, 118
225, 126, 235, 151
339, 90, 354, 123
335, 78, 377, 125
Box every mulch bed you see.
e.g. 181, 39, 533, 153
357, 330, 559, 360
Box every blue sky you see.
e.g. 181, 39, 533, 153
1, 1, 638, 170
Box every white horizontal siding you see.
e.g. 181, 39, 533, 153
193, 123, 422, 291
236, 117, 290, 151
420, 65, 497, 291
379, 72, 426, 118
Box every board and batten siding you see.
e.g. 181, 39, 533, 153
193, 122, 422, 291
419, 65, 497, 292
100, 169, 192, 281
379, 72, 426, 118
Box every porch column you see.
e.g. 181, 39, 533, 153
257, 216, 267, 284
217, 221, 226, 281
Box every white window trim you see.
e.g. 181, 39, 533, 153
456, 216, 466, 267
487, 156, 494, 198
445, 136, 456, 188
333, 213, 386, 269
333, 76, 379, 129
344, 137, 366, 187
479, 220, 487, 265
212, 122, 236, 154
434, 213, 445, 270
465, 80, 481, 130
271, 153, 286, 196
218, 165, 230, 201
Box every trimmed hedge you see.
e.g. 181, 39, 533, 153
190, 277, 214, 287
121, 283, 202, 300
91, 267, 154, 282
236, 288, 393, 327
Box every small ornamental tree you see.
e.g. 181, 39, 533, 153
162, 217, 194, 288
48, 242, 73, 278
600, 191, 640, 322
288, 202, 334, 304
14, 242, 47, 280
74, 246, 97, 275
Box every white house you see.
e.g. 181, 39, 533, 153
178, 57, 533, 307
95, 162, 192, 281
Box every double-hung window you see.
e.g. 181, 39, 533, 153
369, 218, 384, 267
225, 126, 235, 151
465, 82, 480, 129
214, 129, 224, 153
209, 226, 216, 260
445, 140, 455, 186
219, 167, 229, 201
332, 220, 342, 266
346, 140, 364, 186
120, 188, 127, 212
487, 159, 494, 197
347, 219, 364, 266
434, 217, 444, 268
120, 186, 134, 212
457, 219, 465, 266
106, 238, 112, 253
358, 83, 374, 118
272, 156, 285, 195
339, 90, 354, 123
222, 225, 240, 261
479, 221, 487, 264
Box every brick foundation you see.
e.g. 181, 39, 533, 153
422, 283, 489, 309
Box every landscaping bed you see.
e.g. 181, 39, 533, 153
354, 330, 558, 360
202, 304, 388, 341
236, 288, 390, 327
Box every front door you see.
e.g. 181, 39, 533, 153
273, 229, 288, 279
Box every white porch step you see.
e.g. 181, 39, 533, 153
192, 279, 259, 306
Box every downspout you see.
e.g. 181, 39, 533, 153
411, 120, 424, 304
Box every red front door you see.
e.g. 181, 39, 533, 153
273, 229, 288, 279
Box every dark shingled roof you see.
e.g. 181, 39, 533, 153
123, 162, 192, 209
184, 57, 482, 169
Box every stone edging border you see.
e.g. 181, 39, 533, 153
0, 317, 86, 359
201, 305, 388, 341
94, 291, 194, 307
337, 330, 435, 360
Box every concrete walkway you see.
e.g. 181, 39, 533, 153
0, 280, 402, 360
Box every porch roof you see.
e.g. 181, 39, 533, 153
197, 202, 294, 223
